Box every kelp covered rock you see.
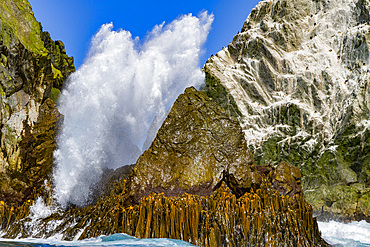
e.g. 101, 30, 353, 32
2, 167, 328, 246
0, 0, 74, 207
130, 87, 255, 201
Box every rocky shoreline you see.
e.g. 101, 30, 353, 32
0, 87, 329, 246
0, 0, 369, 246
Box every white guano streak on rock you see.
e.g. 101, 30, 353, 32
205, 0, 370, 154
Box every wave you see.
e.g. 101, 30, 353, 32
318, 220, 370, 247
0, 233, 196, 246
2, 220, 370, 246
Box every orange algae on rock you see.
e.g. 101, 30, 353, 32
2, 176, 327, 246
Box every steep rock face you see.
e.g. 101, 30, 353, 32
0, 0, 74, 206
130, 87, 255, 201
204, 0, 370, 220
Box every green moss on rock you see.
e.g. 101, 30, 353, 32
0, 0, 46, 55
201, 71, 241, 119
0, 0, 75, 207
50, 87, 61, 103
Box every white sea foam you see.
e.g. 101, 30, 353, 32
318, 220, 370, 246
0, 233, 196, 246
53, 12, 213, 208
29, 197, 55, 220
2, 222, 370, 246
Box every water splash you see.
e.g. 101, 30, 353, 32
53, 12, 214, 207
318, 220, 370, 246
29, 197, 55, 220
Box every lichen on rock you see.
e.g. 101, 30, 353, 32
204, 0, 370, 220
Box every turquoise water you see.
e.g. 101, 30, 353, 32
1, 221, 370, 247
0, 234, 195, 247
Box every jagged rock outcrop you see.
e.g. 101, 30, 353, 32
0, 0, 74, 206
0, 87, 328, 246
204, 0, 370, 220
130, 87, 255, 201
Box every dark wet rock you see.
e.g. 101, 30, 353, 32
271, 161, 302, 197
16, 98, 63, 203
92, 164, 135, 200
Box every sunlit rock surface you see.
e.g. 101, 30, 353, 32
204, 0, 370, 220
130, 87, 255, 201
0, 0, 345, 245
0, 0, 75, 206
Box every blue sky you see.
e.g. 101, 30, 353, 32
29, 0, 260, 69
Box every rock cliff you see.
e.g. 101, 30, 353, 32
0, 0, 74, 206
204, 0, 370, 220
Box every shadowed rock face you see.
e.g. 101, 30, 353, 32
16, 98, 63, 205
271, 161, 302, 197
0, 0, 75, 206
204, 0, 370, 220
130, 87, 255, 201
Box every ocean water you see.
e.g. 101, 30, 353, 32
1, 221, 369, 247
0, 234, 196, 247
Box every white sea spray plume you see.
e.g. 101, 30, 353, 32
53, 12, 214, 208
